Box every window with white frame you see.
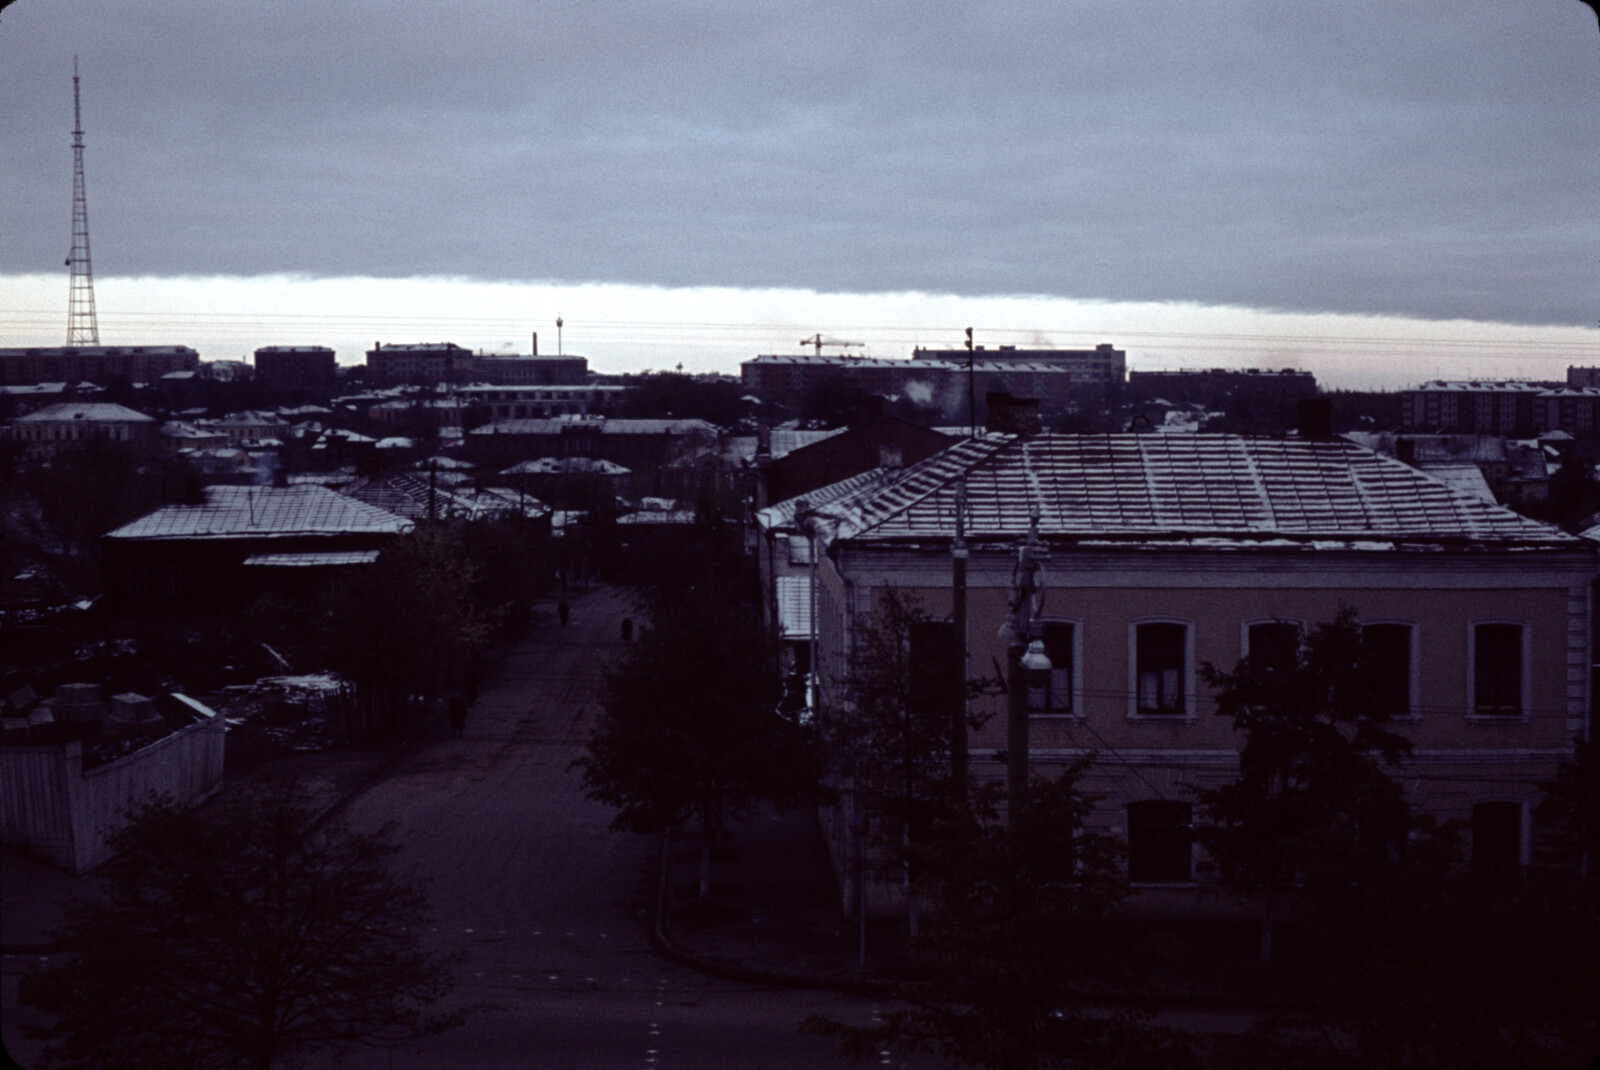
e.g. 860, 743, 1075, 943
1027, 620, 1077, 714
1127, 800, 1193, 882
1135, 622, 1187, 714
1361, 622, 1414, 718
161, 566, 182, 599
1472, 622, 1525, 717
786, 535, 815, 565
1246, 621, 1299, 677
127, 566, 149, 598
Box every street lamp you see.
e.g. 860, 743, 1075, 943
1021, 638, 1052, 711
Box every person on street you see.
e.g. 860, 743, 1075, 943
558, 600, 570, 627
447, 694, 467, 739
620, 617, 633, 642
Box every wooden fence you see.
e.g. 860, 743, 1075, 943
0, 696, 226, 874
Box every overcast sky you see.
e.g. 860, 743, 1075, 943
2, 1, 1596, 383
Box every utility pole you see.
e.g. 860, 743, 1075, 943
964, 327, 975, 438
950, 479, 969, 796
66, 56, 99, 346
1004, 505, 1045, 827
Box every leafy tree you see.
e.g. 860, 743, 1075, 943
326, 525, 490, 731
804, 763, 1192, 1070
20, 781, 462, 1070
455, 516, 554, 633
1536, 737, 1600, 894
826, 586, 983, 935
1195, 608, 1413, 958
574, 566, 815, 899
1198, 609, 1600, 1069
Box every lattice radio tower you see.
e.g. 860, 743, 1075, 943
66, 56, 99, 346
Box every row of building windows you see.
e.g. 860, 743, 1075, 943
903, 617, 1531, 720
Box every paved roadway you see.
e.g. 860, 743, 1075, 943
324, 587, 891, 1070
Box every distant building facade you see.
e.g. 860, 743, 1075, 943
457, 383, 625, 420
910, 342, 1126, 385
366, 342, 589, 387
0, 346, 200, 386
1402, 380, 1600, 440
3, 402, 159, 460
1567, 367, 1600, 390
740, 353, 1078, 421
471, 354, 588, 386
255, 345, 337, 387
466, 416, 718, 471
1127, 367, 1317, 406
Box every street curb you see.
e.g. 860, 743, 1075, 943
648, 830, 895, 996
305, 705, 444, 832
644, 830, 1309, 1016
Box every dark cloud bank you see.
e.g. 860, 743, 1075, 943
3, 1, 1596, 327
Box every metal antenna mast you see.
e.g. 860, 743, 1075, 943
66, 56, 99, 346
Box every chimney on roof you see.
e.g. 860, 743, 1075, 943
985, 392, 1041, 436
531, 331, 538, 356
849, 395, 885, 427
1296, 398, 1333, 439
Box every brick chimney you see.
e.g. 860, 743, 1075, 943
1296, 398, 1333, 439
985, 392, 1041, 436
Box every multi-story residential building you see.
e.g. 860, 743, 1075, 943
365, 343, 476, 386
254, 346, 337, 387
764, 424, 1594, 915
1400, 381, 1547, 437
1567, 366, 1600, 390
0, 346, 200, 386
1532, 387, 1600, 440
365, 343, 589, 387
470, 353, 588, 386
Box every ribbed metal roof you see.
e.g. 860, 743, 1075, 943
104, 485, 411, 541
789, 434, 1578, 549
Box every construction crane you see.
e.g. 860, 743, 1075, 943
799, 334, 864, 356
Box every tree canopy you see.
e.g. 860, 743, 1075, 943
804, 763, 1190, 1070
21, 781, 462, 1070
1196, 608, 1600, 1069
574, 561, 815, 895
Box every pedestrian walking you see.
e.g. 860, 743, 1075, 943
558, 600, 570, 627
447, 694, 467, 739
463, 667, 480, 706
620, 617, 633, 642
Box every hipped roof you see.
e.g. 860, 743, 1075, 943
774, 433, 1580, 551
